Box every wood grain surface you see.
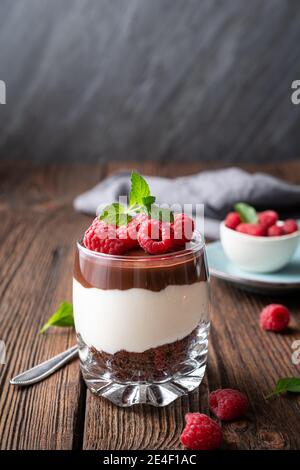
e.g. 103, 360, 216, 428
0, 160, 300, 450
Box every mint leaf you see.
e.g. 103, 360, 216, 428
142, 195, 156, 214
128, 172, 174, 220
265, 377, 300, 399
234, 202, 258, 223
142, 195, 156, 207
99, 172, 174, 227
40, 302, 74, 334
149, 205, 174, 223
100, 203, 132, 226
129, 171, 151, 206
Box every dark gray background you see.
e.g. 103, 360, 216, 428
0, 0, 300, 164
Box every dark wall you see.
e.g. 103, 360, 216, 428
0, 0, 300, 163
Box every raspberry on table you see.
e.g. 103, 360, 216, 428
225, 212, 241, 230
117, 214, 148, 249
282, 219, 298, 235
83, 218, 127, 255
137, 219, 174, 254
236, 223, 266, 236
258, 210, 279, 229
209, 389, 249, 421
259, 304, 290, 332
173, 213, 195, 245
267, 224, 284, 236
180, 413, 222, 450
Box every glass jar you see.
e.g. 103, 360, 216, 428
73, 231, 210, 407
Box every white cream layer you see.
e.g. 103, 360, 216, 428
73, 278, 209, 354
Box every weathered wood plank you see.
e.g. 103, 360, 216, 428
0, 163, 103, 449
83, 161, 300, 450
1, 161, 300, 450
208, 282, 300, 450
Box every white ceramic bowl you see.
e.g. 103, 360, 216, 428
220, 221, 300, 273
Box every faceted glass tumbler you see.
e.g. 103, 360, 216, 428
73, 231, 210, 407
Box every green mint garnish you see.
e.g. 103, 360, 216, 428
234, 202, 258, 223
142, 195, 156, 208
129, 171, 151, 206
265, 377, 300, 399
40, 302, 74, 334
99, 171, 174, 225
100, 203, 132, 226
149, 205, 174, 223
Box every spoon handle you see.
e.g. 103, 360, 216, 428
10, 345, 78, 386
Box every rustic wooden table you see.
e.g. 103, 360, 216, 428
1, 160, 300, 450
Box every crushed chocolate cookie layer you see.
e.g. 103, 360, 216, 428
89, 326, 205, 382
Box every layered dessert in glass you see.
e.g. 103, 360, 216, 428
73, 172, 210, 406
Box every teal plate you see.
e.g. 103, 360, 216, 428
206, 241, 300, 294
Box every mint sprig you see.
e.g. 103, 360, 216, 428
149, 205, 174, 223
99, 171, 174, 225
100, 203, 132, 226
265, 377, 300, 399
142, 195, 156, 209
234, 202, 258, 224
40, 302, 74, 334
129, 171, 151, 206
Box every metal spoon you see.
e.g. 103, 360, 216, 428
10, 345, 78, 386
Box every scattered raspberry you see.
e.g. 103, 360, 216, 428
258, 210, 278, 229
137, 219, 173, 254
267, 224, 284, 237
209, 389, 249, 421
83, 218, 126, 255
180, 413, 222, 450
259, 304, 290, 332
236, 223, 266, 236
173, 213, 195, 245
282, 219, 298, 235
117, 214, 148, 249
225, 212, 241, 230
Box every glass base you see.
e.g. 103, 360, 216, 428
82, 361, 207, 407
78, 323, 209, 407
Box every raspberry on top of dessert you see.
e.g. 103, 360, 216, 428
83, 171, 196, 256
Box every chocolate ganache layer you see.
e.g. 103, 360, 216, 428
74, 243, 208, 292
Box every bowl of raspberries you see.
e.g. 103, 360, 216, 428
220, 203, 299, 273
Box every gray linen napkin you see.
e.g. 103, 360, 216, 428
73, 167, 300, 239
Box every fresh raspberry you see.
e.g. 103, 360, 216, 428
259, 304, 290, 332
117, 214, 148, 250
83, 218, 126, 255
180, 413, 222, 450
225, 212, 241, 230
258, 210, 278, 229
267, 224, 284, 237
259, 224, 268, 236
173, 213, 195, 245
236, 223, 266, 236
282, 219, 298, 235
137, 219, 173, 254
209, 389, 249, 421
